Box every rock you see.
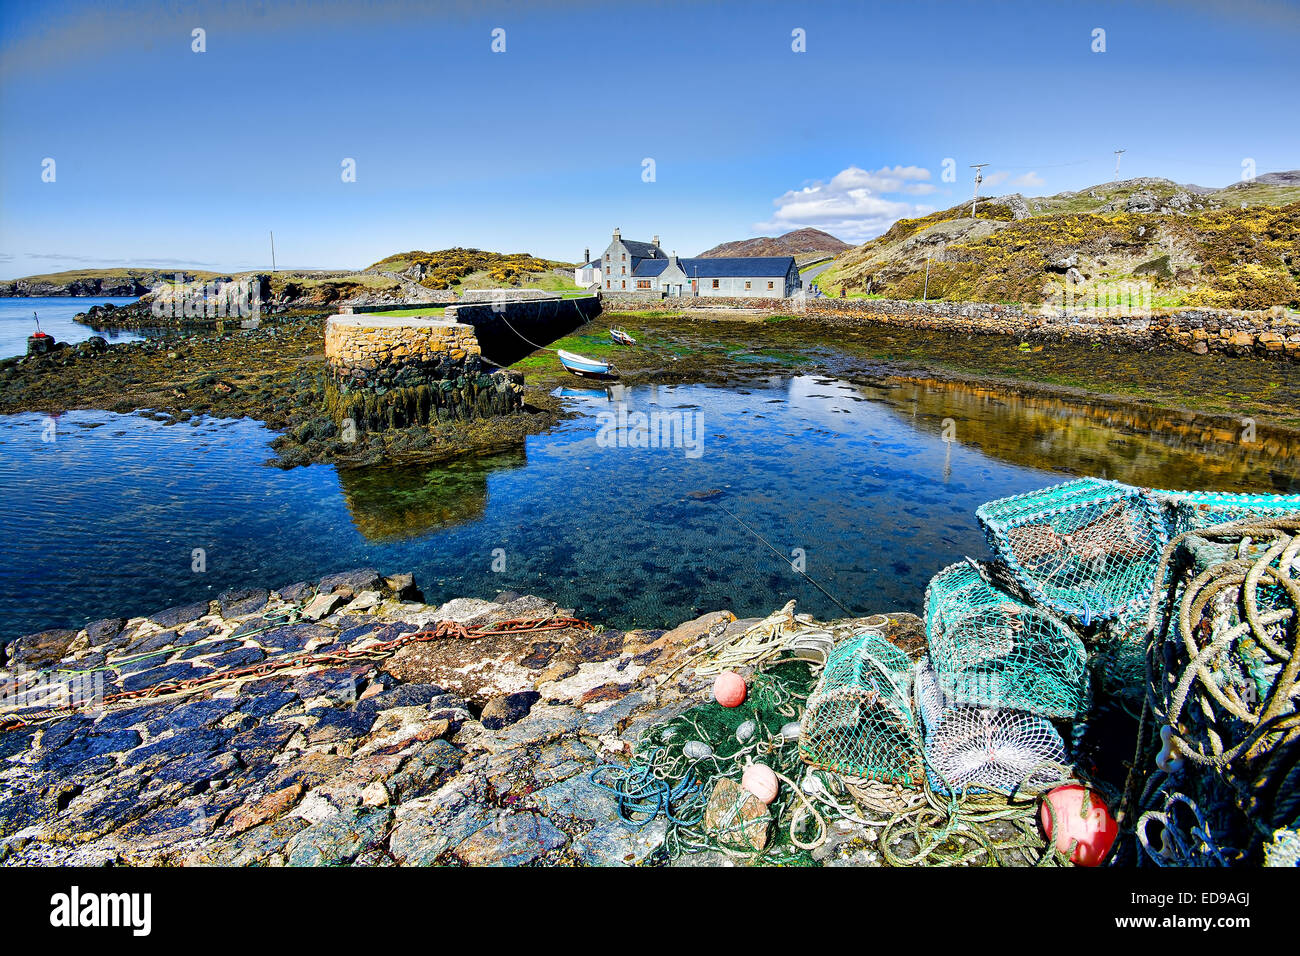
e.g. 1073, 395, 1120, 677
480, 691, 541, 730
388, 778, 495, 865
343, 590, 382, 613
703, 777, 771, 852
384, 573, 423, 601
531, 772, 666, 866
84, 618, 127, 647
284, 808, 392, 866
317, 568, 383, 598
276, 581, 315, 603
5, 628, 78, 668
302, 592, 344, 621
217, 587, 270, 618
226, 783, 307, 835
360, 781, 390, 808
186, 817, 308, 866
453, 812, 568, 866
149, 601, 211, 629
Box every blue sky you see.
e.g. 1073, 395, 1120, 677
1, 0, 1298, 277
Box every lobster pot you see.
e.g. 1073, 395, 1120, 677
1091, 607, 1151, 705
798, 632, 922, 786
924, 563, 1089, 719
914, 659, 1066, 795
976, 477, 1167, 624
1152, 489, 1300, 539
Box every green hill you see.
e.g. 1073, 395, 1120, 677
365, 248, 578, 291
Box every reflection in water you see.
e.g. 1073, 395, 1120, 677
1, 375, 1297, 642
338, 450, 527, 542
865, 377, 1299, 493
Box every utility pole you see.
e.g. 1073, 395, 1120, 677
1113, 148, 1126, 178
270, 231, 277, 273
970, 164, 989, 216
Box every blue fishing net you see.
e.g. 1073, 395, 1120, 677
1151, 489, 1300, 538
924, 562, 1090, 719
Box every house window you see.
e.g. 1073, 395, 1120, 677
712, 279, 719, 289
768, 281, 774, 290
636, 279, 651, 289
745, 281, 752, 290
622, 253, 626, 261
621, 266, 626, 275
621, 280, 626, 289
605, 280, 610, 289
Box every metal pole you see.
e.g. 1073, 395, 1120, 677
270, 231, 276, 273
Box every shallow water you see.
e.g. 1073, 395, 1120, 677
0, 296, 145, 359
0, 375, 1295, 642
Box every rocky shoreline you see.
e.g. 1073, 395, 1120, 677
0, 568, 919, 866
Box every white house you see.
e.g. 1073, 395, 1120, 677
596, 228, 800, 299
574, 248, 602, 288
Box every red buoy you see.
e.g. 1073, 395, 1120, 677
1041, 784, 1118, 866
713, 671, 747, 707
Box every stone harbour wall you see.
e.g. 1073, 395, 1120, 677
323, 315, 523, 431
804, 298, 1300, 358
447, 295, 602, 366
601, 290, 1300, 358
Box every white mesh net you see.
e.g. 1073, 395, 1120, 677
914, 659, 1067, 796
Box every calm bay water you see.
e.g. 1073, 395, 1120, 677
0, 296, 144, 358
0, 375, 1295, 642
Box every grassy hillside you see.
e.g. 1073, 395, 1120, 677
366, 248, 579, 291
815, 175, 1300, 310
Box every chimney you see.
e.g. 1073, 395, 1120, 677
613, 227, 621, 240
653, 235, 661, 249
584, 248, 590, 265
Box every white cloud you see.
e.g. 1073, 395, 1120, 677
1012, 171, 1045, 188
755, 165, 938, 242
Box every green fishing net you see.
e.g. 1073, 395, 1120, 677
799, 632, 923, 785
626, 661, 823, 863
925, 562, 1089, 719
977, 477, 1168, 624
1092, 607, 1151, 711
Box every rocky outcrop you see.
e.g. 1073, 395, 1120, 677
0, 570, 916, 867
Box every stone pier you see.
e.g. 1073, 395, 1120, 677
323, 314, 524, 432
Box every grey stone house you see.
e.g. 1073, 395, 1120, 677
598, 228, 800, 299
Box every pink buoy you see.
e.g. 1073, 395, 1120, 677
713, 671, 747, 708
742, 763, 779, 805
1040, 784, 1118, 867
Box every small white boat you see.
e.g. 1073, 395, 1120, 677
610, 328, 636, 346
557, 349, 616, 378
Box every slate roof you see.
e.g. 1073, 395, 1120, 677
633, 259, 671, 277
680, 256, 795, 278
632, 255, 795, 279
620, 239, 665, 259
